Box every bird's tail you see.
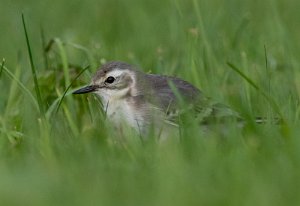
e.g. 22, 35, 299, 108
255, 117, 283, 124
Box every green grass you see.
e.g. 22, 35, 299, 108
1, 0, 300, 205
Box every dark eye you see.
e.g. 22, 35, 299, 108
105, 76, 115, 84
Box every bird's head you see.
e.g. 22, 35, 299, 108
73, 61, 138, 100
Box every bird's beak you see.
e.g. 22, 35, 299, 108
73, 85, 98, 94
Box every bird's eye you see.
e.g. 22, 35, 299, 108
105, 76, 115, 84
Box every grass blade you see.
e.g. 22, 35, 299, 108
22, 14, 44, 115
227, 62, 284, 120
54, 38, 70, 88
55, 65, 90, 114
41, 27, 49, 70
2, 65, 39, 110
0, 58, 5, 77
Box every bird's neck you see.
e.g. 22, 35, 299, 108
96, 87, 130, 108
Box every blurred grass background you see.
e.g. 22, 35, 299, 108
1, 0, 300, 205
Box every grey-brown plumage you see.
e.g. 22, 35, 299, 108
73, 61, 240, 136
92, 61, 133, 82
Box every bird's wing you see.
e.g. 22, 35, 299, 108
142, 74, 240, 125
144, 74, 202, 110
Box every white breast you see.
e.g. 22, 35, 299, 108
106, 98, 143, 130
95, 87, 171, 138
96, 92, 143, 131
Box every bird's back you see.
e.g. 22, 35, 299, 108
143, 74, 202, 111
139, 73, 240, 125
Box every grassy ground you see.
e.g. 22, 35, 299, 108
1, 0, 300, 205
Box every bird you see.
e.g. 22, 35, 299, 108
73, 61, 240, 139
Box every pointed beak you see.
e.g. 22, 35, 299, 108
73, 85, 98, 94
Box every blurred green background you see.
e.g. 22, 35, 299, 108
1, 0, 300, 205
